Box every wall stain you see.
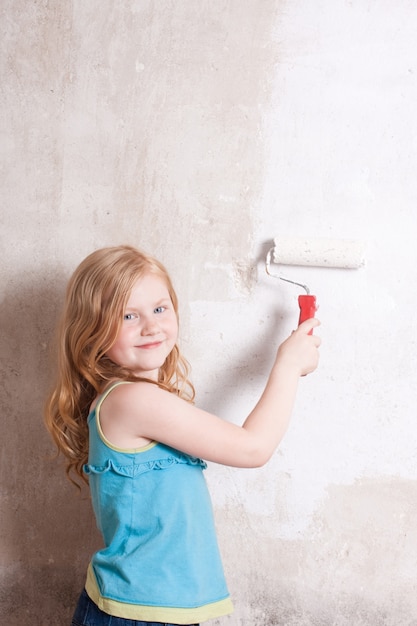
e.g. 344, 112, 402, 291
211, 478, 417, 625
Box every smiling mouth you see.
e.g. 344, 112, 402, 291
138, 341, 163, 350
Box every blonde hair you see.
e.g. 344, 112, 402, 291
44, 245, 194, 486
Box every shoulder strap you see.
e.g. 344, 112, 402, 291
95, 380, 132, 413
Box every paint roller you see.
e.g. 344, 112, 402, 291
265, 237, 365, 330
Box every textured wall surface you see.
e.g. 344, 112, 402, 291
1, 2, 417, 625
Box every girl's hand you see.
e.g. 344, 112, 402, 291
275, 318, 321, 377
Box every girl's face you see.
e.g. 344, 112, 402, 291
106, 273, 178, 381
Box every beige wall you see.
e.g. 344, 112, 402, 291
2, 2, 417, 624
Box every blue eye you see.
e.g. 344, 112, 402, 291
123, 312, 139, 322
154, 306, 166, 314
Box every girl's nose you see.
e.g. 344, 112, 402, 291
141, 315, 159, 335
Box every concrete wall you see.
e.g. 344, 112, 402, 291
1, 2, 417, 624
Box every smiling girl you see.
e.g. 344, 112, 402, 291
44, 245, 320, 626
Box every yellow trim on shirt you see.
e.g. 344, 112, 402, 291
85, 564, 234, 624
94, 380, 157, 454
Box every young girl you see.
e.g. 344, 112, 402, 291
44, 245, 321, 626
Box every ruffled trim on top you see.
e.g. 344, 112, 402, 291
83, 452, 207, 478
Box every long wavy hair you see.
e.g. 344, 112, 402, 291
44, 245, 195, 486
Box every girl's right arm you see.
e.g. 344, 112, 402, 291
99, 318, 321, 468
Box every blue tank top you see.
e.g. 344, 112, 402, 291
83, 382, 233, 624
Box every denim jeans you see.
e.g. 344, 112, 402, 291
71, 589, 199, 626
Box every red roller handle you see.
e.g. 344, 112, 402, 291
298, 294, 317, 334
